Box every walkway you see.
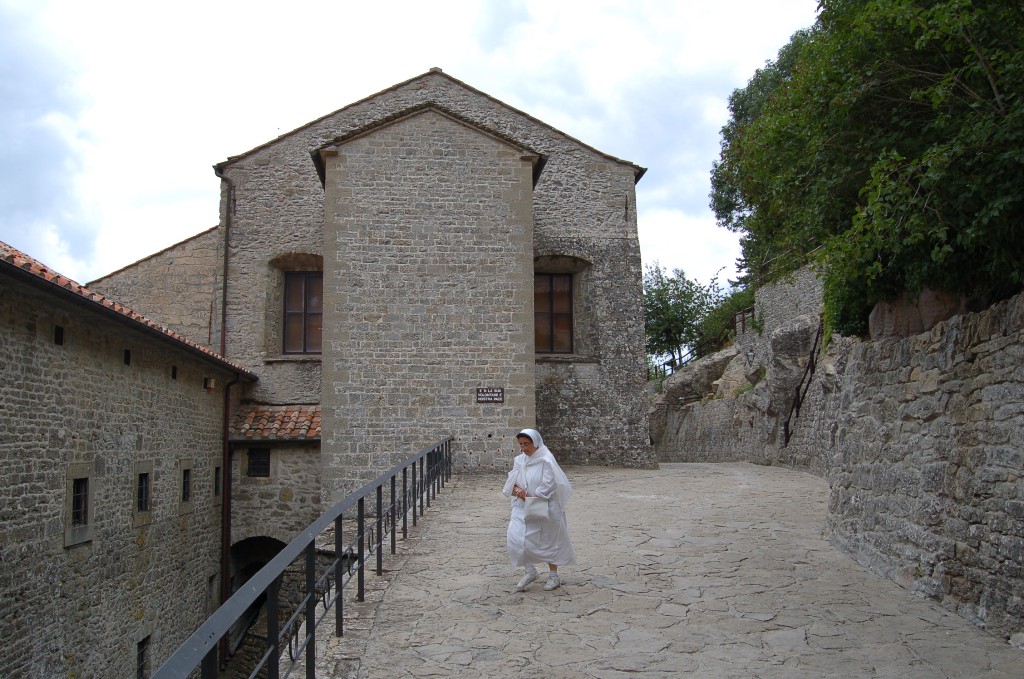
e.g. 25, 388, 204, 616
313, 463, 1023, 678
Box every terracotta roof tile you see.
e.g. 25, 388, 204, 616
0, 240, 255, 378
232, 404, 322, 441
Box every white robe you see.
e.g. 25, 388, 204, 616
503, 444, 576, 567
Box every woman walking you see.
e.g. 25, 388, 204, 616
502, 428, 576, 591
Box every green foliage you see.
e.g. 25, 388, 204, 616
711, 0, 1024, 334
696, 286, 755, 354
643, 263, 725, 364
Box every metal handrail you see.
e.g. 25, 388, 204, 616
782, 317, 824, 447
152, 436, 453, 679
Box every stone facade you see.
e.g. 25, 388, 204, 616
231, 444, 322, 544
0, 246, 247, 677
87, 226, 221, 347
95, 69, 654, 507
651, 269, 1024, 643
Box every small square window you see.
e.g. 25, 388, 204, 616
247, 449, 271, 478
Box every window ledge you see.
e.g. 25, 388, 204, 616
265, 355, 322, 364
535, 354, 599, 364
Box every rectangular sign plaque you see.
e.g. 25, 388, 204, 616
476, 387, 505, 403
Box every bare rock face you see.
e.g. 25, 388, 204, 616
661, 346, 739, 404
766, 314, 820, 417
869, 289, 972, 340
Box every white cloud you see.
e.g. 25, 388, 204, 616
638, 207, 741, 287
0, 0, 819, 285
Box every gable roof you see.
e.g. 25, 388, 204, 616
215, 68, 645, 182
310, 102, 545, 186
0, 240, 256, 380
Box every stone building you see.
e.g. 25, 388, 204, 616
92, 68, 654, 510
0, 71, 652, 676
0, 241, 256, 678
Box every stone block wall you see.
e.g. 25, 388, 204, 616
827, 293, 1024, 640
0, 276, 235, 678
231, 444, 322, 544
320, 108, 537, 499
88, 226, 221, 347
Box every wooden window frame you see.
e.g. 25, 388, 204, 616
535, 273, 574, 354
283, 271, 323, 354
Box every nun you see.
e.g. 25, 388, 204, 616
502, 428, 576, 591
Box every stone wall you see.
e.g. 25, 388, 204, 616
651, 274, 1024, 642
0, 275, 235, 678
827, 293, 1024, 641
88, 226, 221, 347
232, 444, 322, 544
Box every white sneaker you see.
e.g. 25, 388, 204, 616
543, 573, 561, 591
515, 571, 538, 591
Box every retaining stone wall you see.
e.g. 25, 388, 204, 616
827, 293, 1024, 641
653, 275, 1024, 642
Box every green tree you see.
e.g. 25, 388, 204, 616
711, 0, 1024, 335
643, 264, 725, 365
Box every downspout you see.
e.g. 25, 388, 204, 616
215, 169, 236, 667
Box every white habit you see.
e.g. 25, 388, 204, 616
503, 430, 576, 567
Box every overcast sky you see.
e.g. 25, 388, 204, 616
1, 0, 819, 288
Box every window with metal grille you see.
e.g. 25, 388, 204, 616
284, 272, 323, 354
535, 273, 573, 353
181, 467, 191, 503
248, 448, 271, 477
71, 478, 89, 527
137, 472, 150, 512
137, 635, 151, 679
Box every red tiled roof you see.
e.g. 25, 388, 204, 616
0, 240, 255, 379
232, 404, 322, 441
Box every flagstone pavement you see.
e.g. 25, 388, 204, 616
312, 462, 1023, 678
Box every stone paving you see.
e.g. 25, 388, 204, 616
313, 463, 1024, 678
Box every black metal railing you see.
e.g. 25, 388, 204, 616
152, 436, 453, 679
781, 317, 824, 447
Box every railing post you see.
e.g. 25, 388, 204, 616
390, 474, 397, 555
402, 467, 409, 538
376, 483, 384, 576
267, 578, 281, 679
200, 648, 217, 679
305, 543, 316, 679
412, 460, 418, 526
357, 497, 365, 602
335, 514, 344, 637
419, 456, 425, 516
